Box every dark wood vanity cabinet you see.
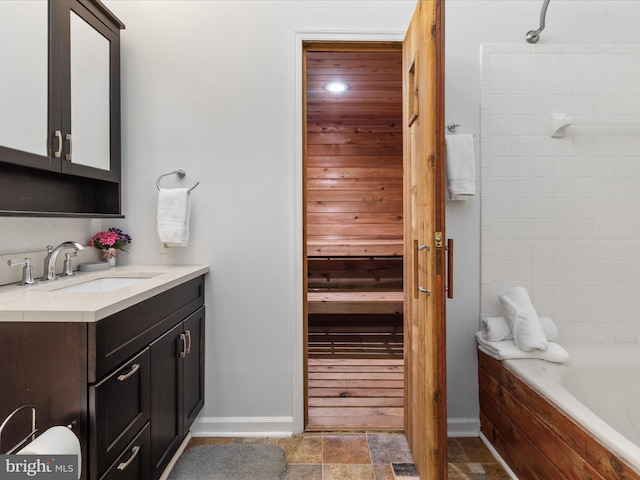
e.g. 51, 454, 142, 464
90, 277, 205, 480
149, 307, 204, 480
0, 276, 205, 480
0, 0, 124, 216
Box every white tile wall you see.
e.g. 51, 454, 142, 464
480, 44, 640, 344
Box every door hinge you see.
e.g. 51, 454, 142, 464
434, 232, 443, 248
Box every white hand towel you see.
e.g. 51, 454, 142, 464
445, 134, 476, 197
157, 188, 191, 247
475, 332, 569, 364
481, 315, 558, 342
499, 286, 548, 352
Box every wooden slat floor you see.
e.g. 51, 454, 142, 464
307, 358, 404, 430
307, 314, 404, 431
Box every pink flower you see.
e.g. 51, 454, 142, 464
90, 228, 132, 252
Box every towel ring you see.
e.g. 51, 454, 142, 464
156, 169, 199, 192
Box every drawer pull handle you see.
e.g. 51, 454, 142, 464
184, 330, 192, 356
117, 445, 140, 471
117, 363, 140, 382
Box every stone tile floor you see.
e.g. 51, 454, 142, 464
187, 433, 512, 479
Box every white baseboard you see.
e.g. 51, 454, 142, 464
159, 433, 191, 480
191, 415, 478, 439
447, 417, 480, 437
190, 416, 294, 438
480, 432, 519, 479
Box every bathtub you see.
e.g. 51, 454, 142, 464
478, 344, 640, 479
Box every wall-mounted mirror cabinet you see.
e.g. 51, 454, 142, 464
0, 0, 124, 217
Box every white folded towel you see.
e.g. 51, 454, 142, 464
445, 134, 476, 197
499, 286, 548, 352
475, 332, 569, 363
481, 315, 558, 342
157, 188, 191, 247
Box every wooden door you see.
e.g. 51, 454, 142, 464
402, 0, 447, 479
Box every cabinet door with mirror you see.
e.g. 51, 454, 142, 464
0, 0, 57, 171
59, 0, 123, 182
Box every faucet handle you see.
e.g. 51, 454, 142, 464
63, 252, 77, 276
8, 258, 37, 285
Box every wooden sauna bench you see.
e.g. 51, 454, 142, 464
307, 240, 403, 315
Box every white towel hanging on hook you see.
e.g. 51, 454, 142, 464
157, 188, 191, 247
444, 133, 476, 200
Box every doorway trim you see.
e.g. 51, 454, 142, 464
292, 29, 406, 433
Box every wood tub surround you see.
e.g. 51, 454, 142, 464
478, 351, 640, 480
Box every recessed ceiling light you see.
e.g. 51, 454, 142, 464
323, 81, 350, 93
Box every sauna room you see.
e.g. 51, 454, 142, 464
304, 43, 405, 431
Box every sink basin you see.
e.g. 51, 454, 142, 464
55, 277, 152, 293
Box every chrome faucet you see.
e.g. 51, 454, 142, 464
42, 241, 84, 281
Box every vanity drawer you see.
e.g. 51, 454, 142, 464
89, 276, 204, 382
99, 423, 150, 480
90, 348, 150, 478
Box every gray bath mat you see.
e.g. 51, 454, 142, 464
168, 444, 287, 480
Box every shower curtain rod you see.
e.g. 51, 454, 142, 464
526, 0, 551, 44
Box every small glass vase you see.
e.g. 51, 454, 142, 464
102, 248, 117, 267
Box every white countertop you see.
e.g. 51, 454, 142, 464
0, 264, 209, 323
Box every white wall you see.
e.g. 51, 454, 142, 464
105, 0, 416, 435
3, 0, 640, 438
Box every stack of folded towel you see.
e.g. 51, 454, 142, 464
476, 286, 569, 363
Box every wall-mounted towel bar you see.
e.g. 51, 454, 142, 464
446, 123, 476, 137
551, 113, 640, 137
156, 169, 199, 192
